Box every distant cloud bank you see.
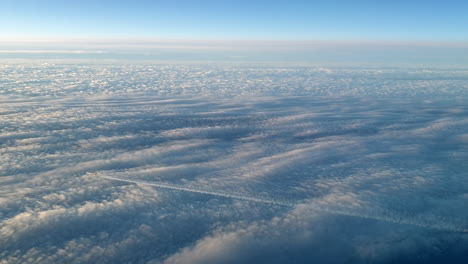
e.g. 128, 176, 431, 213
1, 38, 468, 66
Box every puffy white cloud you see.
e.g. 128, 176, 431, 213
1, 64, 468, 263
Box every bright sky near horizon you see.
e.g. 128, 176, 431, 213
2, 0, 468, 66
1, 0, 468, 41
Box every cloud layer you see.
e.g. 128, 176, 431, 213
1, 64, 468, 263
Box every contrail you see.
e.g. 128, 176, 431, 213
101, 175, 294, 206
101, 175, 468, 233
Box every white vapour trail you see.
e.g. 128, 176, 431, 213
101, 175, 294, 206
101, 175, 468, 233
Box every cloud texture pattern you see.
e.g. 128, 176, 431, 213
1, 64, 468, 263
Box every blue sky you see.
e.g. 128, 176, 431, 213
1, 0, 468, 41
2, 0, 467, 65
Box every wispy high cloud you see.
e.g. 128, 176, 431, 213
0, 50, 107, 54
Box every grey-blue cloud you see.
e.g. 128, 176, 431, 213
1, 65, 468, 263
